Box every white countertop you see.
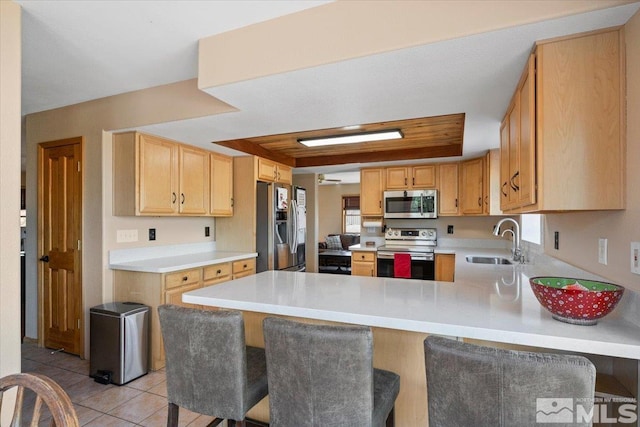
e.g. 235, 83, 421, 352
109, 251, 257, 273
184, 248, 640, 360
348, 243, 379, 252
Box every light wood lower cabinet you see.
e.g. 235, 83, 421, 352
351, 251, 377, 277
435, 254, 455, 282
233, 258, 256, 279
113, 257, 255, 370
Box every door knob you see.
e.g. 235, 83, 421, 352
39, 255, 49, 262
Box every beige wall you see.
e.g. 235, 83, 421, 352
25, 81, 233, 356
544, 9, 640, 293
318, 184, 360, 241
0, 0, 22, 419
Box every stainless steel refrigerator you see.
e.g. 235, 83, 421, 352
256, 182, 306, 273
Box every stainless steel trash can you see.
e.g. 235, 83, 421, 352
90, 302, 149, 385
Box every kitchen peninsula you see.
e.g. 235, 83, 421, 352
183, 250, 640, 426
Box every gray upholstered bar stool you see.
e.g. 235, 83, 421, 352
424, 336, 597, 427
158, 305, 268, 427
263, 317, 400, 427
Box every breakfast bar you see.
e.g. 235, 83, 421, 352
183, 251, 640, 426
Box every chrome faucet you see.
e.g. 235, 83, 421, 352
493, 218, 524, 263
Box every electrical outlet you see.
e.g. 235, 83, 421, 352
205, 226, 210, 237
447, 225, 454, 234
148, 228, 156, 241
632, 242, 640, 275
598, 238, 608, 265
116, 229, 138, 243
554, 231, 559, 250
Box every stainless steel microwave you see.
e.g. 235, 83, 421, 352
383, 190, 438, 219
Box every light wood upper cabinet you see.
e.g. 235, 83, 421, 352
114, 132, 179, 216
113, 131, 234, 217
501, 54, 535, 212
178, 145, 209, 215
385, 165, 437, 190
501, 28, 625, 212
438, 163, 459, 216
360, 168, 385, 216
459, 157, 484, 215
257, 157, 292, 184
210, 152, 233, 216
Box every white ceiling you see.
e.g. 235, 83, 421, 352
18, 1, 640, 178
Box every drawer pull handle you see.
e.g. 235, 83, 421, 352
243, 264, 247, 269
182, 276, 188, 281
216, 269, 222, 275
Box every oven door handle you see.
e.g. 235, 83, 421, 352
377, 252, 433, 261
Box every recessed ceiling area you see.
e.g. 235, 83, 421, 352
213, 113, 464, 168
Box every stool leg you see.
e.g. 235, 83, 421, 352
167, 402, 179, 427
386, 406, 395, 427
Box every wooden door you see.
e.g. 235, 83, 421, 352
139, 134, 178, 214
257, 158, 277, 182
385, 167, 409, 189
508, 94, 521, 208
499, 117, 510, 211
360, 168, 384, 216
412, 165, 437, 189
210, 153, 233, 216
39, 137, 83, 356
276, 164, 292, 184
518, 54, 536, 208
438, 163, 459, 216
179, 146, 209, 215
460, 157, 484, 215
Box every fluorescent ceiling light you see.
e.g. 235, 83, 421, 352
298, 130, 403, 147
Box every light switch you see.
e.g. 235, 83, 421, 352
598, 238, 607, 265
116, 229, 138, 243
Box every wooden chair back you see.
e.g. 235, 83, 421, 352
0, 372, 79, 427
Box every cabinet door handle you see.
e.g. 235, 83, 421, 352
379, 200, 382, 208
412, 177, 415, 186
501, 182, 508, 197
172, 192, 177, 203
231, 198, 234, 207
510, 171, 520, 191
455, 198, 458, 208
404, 177, 407, 186
478, 197, 482, 206
181, 193, 185, 204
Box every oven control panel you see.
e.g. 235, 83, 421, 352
385, 228, 436, 241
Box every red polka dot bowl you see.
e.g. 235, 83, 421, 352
529, 277, 625, 325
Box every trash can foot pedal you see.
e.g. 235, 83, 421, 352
92, 370, 112, 384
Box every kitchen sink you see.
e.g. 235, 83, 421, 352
466, 255, 513, 265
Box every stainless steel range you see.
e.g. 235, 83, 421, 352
377, 227, 437, 280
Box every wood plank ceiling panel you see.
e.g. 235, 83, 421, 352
213, 113, 464, 167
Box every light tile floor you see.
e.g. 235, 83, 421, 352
20, 342, 217, 426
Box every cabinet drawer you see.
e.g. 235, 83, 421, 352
352, 252, 375, 262
233, 258, 256, 274
165, 269, 201, 289
203, 263, 232, 281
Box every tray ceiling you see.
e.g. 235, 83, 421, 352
214, 113, 465, 167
